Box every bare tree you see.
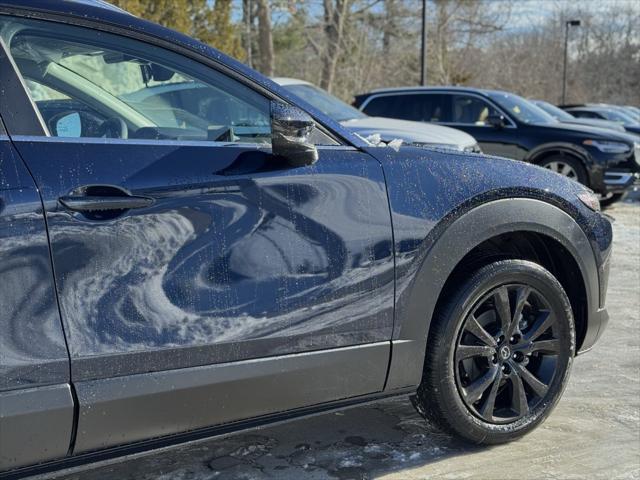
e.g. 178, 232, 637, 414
321, 0, 350, 92
242, 0, 254, 68
255, 0, 274, 76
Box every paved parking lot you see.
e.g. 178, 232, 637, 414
48, 201, 640, 480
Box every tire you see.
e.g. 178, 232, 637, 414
539, 155, 588, 186
414, 260, 575, 444
599, 192, 624, 208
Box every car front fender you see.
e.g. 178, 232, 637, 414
384, 197, 602, 391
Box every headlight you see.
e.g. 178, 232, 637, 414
577, 190, 601, 212
634, 142, 639, 166
583, 139, 632, 154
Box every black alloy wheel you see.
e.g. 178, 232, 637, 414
414, 260, 575, 444
455, 284, 561, 424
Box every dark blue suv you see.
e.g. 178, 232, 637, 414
0, 1, 612, 476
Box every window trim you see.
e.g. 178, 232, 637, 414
0, 37, 49, 136
8, 134, 356, 152
0, 8, 348, 147
360, 91, 517, 129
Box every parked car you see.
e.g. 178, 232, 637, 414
115, 76, 481, 153
624, 105, 640, 119
0, 0, 613, 476
530, 99, 626, 132
597, 104, 640, 123
560, 104, 640, 135
355, 87, 639, 203
273, 78, 481, 152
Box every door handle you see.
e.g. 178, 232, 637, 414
59, 195, 154, 212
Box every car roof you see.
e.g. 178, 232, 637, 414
272, 77, 314, 87
64, 0, 129, 13
565, 106, 611, 112
0, 0, 130, 16
364, 86, 507, 97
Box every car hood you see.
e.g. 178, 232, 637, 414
533, 121, 640, 143
341, 117, 477, 149
561, 118, 626, 132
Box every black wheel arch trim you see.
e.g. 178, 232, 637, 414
525, 142, 594, 168
384, 197, 603, 391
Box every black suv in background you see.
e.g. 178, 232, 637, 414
355, 87, 639, 203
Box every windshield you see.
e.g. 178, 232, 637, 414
285, 84, 366, 122
597, 109, 638, 125
532, 101, 575, 121
488, 92, 556, 125
625, 106, 640, 117
618, 107, 640, 122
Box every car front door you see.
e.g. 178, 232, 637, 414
0, 14, 394, 454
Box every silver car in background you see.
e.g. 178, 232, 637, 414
274, 78, 481, 153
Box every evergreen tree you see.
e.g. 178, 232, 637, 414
111, 0, 244, 59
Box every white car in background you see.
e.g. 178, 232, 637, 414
274, 78, 481, 152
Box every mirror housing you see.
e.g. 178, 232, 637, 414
271, 101, 318, 167
486, 114, 506, 129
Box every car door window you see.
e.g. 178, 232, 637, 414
572, 110, 597, 119
362, 94, 436, 122
451, 94, 500, 126
1, 16, 271, 144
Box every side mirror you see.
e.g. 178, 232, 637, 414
486, 114, 506, 129
53, 112, 82, 137
271, 101, 318, 167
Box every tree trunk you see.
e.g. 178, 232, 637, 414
383, 0, 397, 55
320, 0, 349, 93
255, 0, 274, 76
242, 0, 254, 68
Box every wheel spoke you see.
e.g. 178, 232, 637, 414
510, 371, 530, 417
513, 363, 548, 398
464, 315, 498, 347
507, 286, 530, 337
561, 164, 573, 177
456, 345, 495, 362
479, 374, 502, 420
493, 286, 511, 333
463, 366, 499, 403
546, 162, 559, 173
529, 338, 561, 354
524, 309, 555, 342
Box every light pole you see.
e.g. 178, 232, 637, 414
420, 0, 427, 86
562, 19, 581, 105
